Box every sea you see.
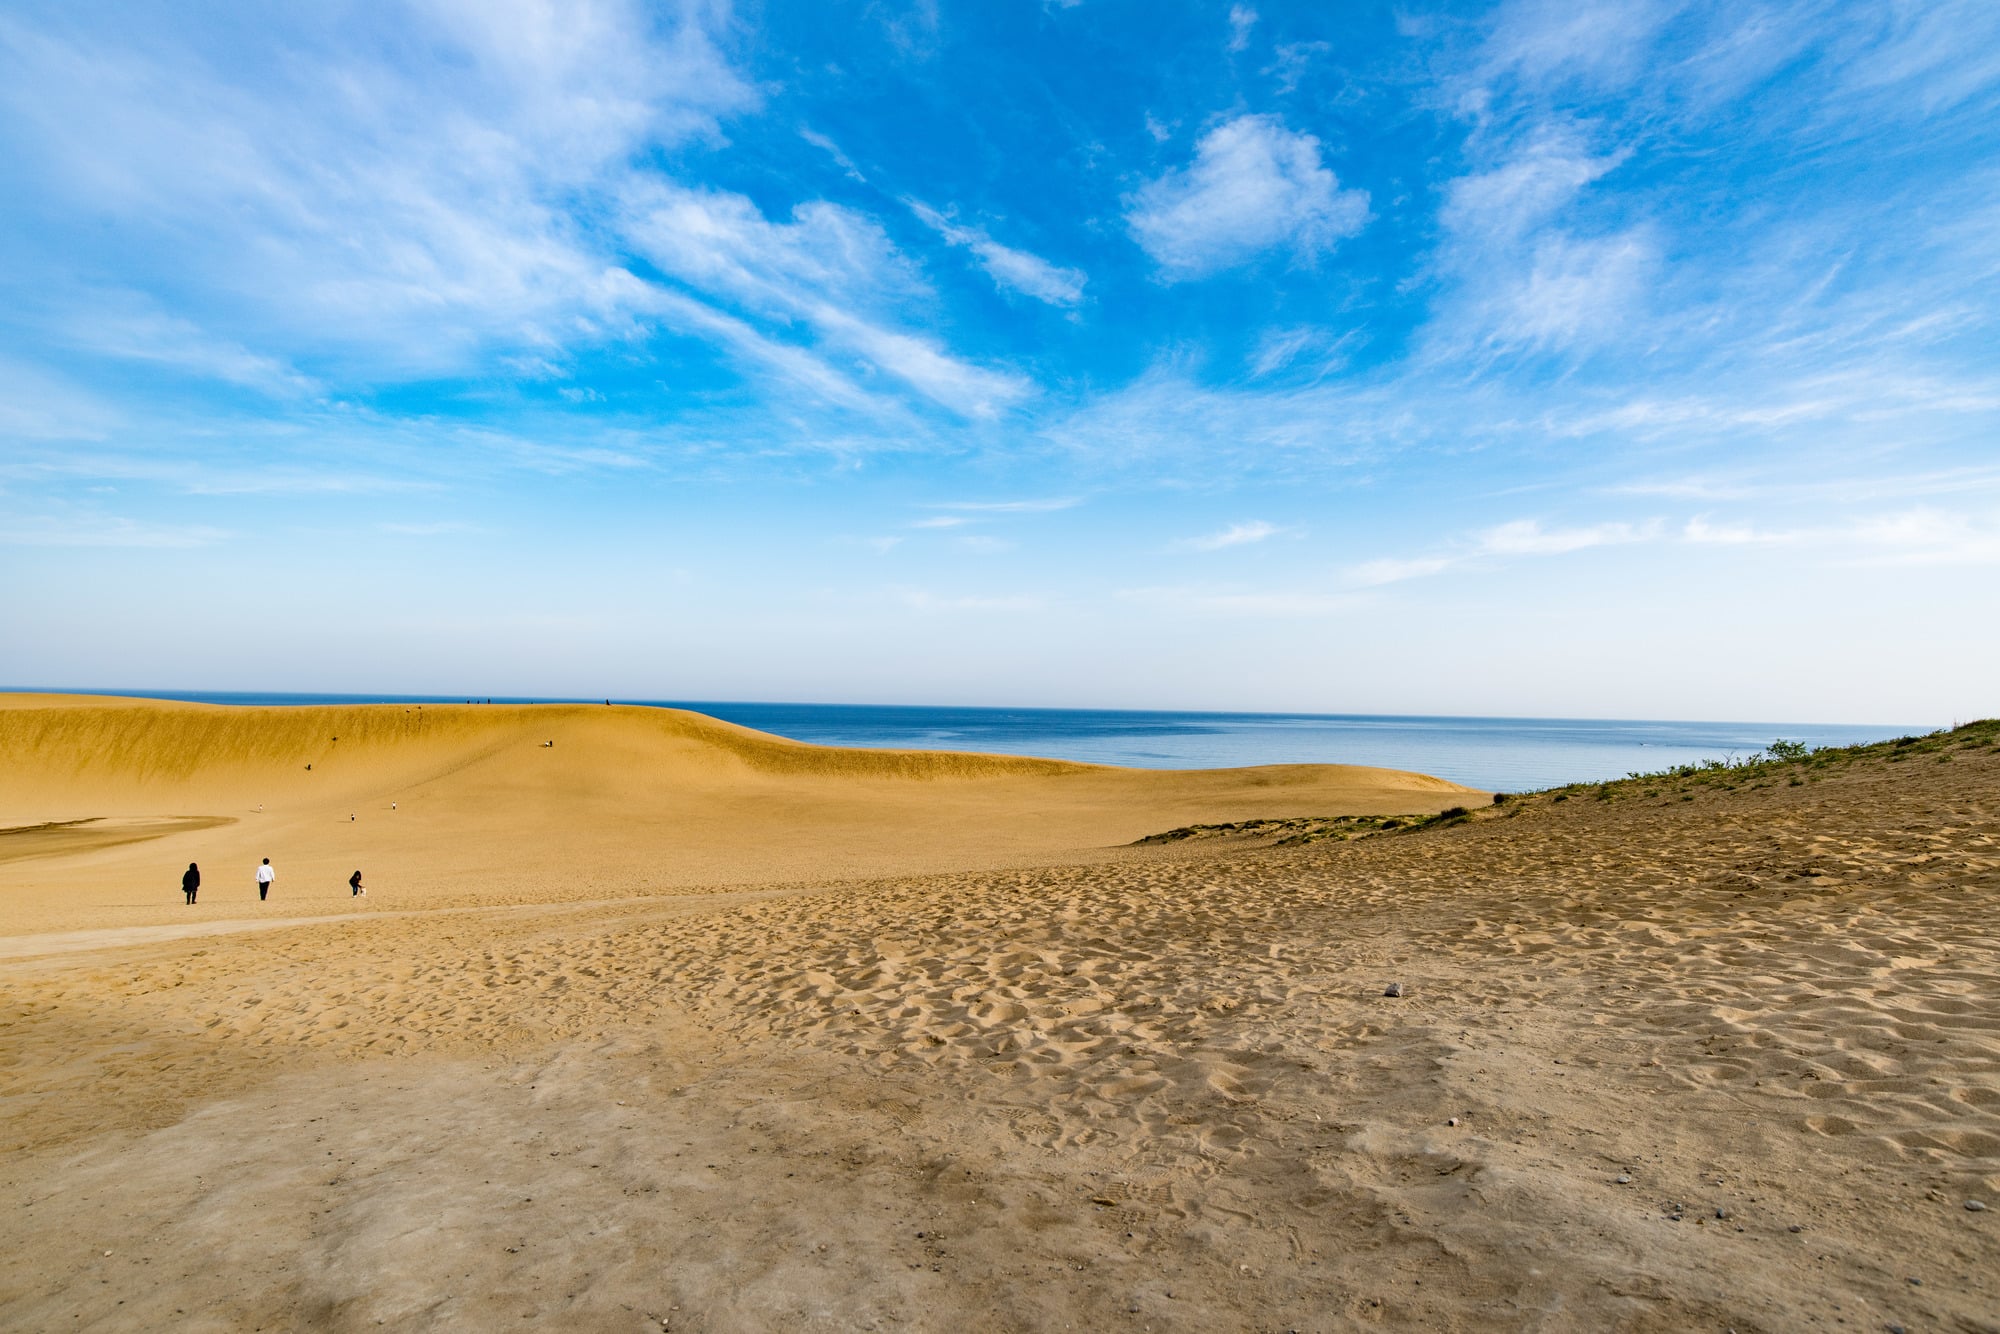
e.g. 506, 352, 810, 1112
17, 689, 1930, 793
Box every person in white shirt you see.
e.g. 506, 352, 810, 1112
256, 857, 275, 901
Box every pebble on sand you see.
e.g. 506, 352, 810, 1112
1383, 982, 1404, 998
1968, 1200, 1988, 1211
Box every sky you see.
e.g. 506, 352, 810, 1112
1, 0, 1996, 724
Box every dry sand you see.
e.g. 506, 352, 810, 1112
1, 696, 1995, 1332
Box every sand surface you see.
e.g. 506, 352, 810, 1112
2, 698, 1996, 1331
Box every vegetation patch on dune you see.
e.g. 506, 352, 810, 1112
1513, 718, 2000, 808
1134, 806, 1474, 847
1136, 721, 2000, 841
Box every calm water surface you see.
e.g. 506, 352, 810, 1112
19, 689, 1927, 792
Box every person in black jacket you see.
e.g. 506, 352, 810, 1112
348, 869, 364, 897
182, 862, 200, 904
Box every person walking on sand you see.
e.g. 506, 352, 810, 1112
349, 869, 364, 897
182, 862, 200, 904
256, 857, 274, 901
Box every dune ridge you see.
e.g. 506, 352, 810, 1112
0, 694, 1478, 936
0, 694, 1091, 793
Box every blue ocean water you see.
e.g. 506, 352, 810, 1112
15, 689, 1928, 792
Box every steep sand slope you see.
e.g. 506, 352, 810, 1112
0, 695, 1477, 934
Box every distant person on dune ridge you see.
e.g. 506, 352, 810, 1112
349, 869, 364, 897
256, 857, 274, 901
182, 862, 199, 905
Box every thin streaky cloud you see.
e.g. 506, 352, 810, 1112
930, 498, 1081, 513
1174, 520, 1280, 552
0, 512, 230, 548
906, 200, 1087, 308
799, 126, 866, 182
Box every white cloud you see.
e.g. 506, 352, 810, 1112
930, 497, 1080, 513
1839, 0, 2000, 119
907, 200, 1086, 307
1266, 42, 1330, 96
1679, 506, 2000, 565
1248, 325, 1353, 378
0, 511, 229, 547
1478, 518, 1654, 554
1174, 520, 1280, 552
0, 358, 121, 440
57, 297, 320, 396
1118, 585, 1361, 617
910, 515, 968, 529
1125, 115, 1369, 279
1342, 555, 1456, 588
621, 184, 920, 318
1472, 0, 1680, 95
1439, 126, 1622, 245
1846, 507, 2000, 565
1227, 6, 1258, 54
1429, 124, 1653, 358
799, 126, 866, 182
626, 284, 880, 413
1682, 516, 1795, 545
0, 1, 752, 374
1338, 517, 1658, 588
811, 306, 1031, 417
621, 184, 1030, 417
0, 5, 1030, 425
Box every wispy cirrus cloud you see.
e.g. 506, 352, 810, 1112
927, 497, 1081, 514
1478, 517, 1654, 554
0, 0, 1034, 438
907, 200, 1086, 308
799, 126, 866, 182
620, 183, 1030, 417
0, 510, 229, 548
54, 295, 322, 396
1118, 584, 1361, 617
0, 0, 754, 374
1682, 506, 2000, 566
1343, 516, 1658, 586
1173, 520, 1281, 552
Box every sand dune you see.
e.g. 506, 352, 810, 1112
2, 702, 1994, 1331
0, 694, 1476, 936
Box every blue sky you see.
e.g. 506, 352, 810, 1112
2, 0, 1996, 722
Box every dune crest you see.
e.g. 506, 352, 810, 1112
0, 694, 1477, 935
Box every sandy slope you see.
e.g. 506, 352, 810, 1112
0, 695, 1474, 936
1, 701, 1995, 1332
